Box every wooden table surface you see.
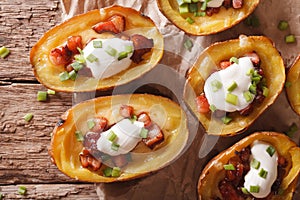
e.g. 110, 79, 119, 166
0, 0, 99, 199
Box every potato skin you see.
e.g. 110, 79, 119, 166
198, 132, 300, 200
286, 55, 300, 115
156, 0, 259, 35
50, 94, 188, 183
184, 35, 286, 136
30, 5, 164, 92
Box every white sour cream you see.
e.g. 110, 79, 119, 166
83, 38, 133, 79
203, 57, 255, 112
244, 141, 278, 198
96, 119, 144, 156
200, 0, 224, 8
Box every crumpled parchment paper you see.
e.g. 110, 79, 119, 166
60, 0, 300, 199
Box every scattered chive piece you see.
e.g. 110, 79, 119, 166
93, 40, 102, 48
192, 0, 199, 2
107, 131, 117, 142
105, 46, 117, 57
68, 70, 77, 81
211, 80, 223, 92
74, 54, 85, 64
37, 91, 47, 101
186, 17, 195, 24
250, 158, 260, 169
277, 188, 284, 195
0, 192, 3, 200
75, 131, 84, 142
222, 116, 232, 124
179, 4, 189, 14
118, 51, 128, 61
18, 186, 27, 195
250, 185, 260, 193
262, 86, 269, 97
249, 84, 257, 94
285, 34, 296, 44
227, 81, 238, 92
23, 113, 33, 122
71, 61, 84, 71
278, 20, 289, 31
285, 81, 292, 88
285, 123, 298, 138
86, 53, 98, 63
223, 164, 236, 170
246, 68, 254, 76
47, 89, 56, 95
209, 104, 216, 112
87, 120, 95, 130
266, 145, 276, 157
226, 93, 238, 105
189, 3, 198, 13
229, 57, 239, 64
200, 0, 209, 11
140, 128, 149, 139
125, 45, 133, 53
111, 143, 120, 151
59, 71, 70, 81
130, 115, 137, 123
103, 167, 112, 177
243, 91, 253, 102
0, 46, 10, 58
259, 168, 268, 179
241, 187, 250, 195
194, 11, 206, 17
111, 167, 121, 177
184, 38, 193, 52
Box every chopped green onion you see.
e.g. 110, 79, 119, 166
130, 115, 137, 123
177, 0, 191, 5
86, 53, 98, 62
111, 167, 121, 177
125, 45, 133, 53
209, 104, 216, 112
222, 116, 232, 124
47, 89, 56, 95
262, 86, 269, 97
118, 51, 128, 60
105, 46, 117, 57
227, 81, 238, 92
243, 91, 253, 102
71, 61, 84, 71
286, 123, 298, 138
278, 20, 289, 31
179, 4, 189, 14
77, 47, 84, 55
186, 17, 195, 24
75, 131, 84, 142
249, 84, 257, 94
103, 167, 112, 177
0, 46, 10, 58
285, 34, 296, 44
259, 168, 268, 179
87, 120, 95, 130
285, 81, 292, 88
37, 91, 47, 101
69, 70, 77, 81
107, 131, 117, 142
266, 145, 276, 157
74, 54, 85, 63
189, 3, 198, 13
59, 71, 70, 81
277, 188, 284, 195
246, 68, 254, 76
184, 38, 193, 52
140, 128, 149, 139
250, 185, 260, 193
250, 158, 260, 169
223, 164, 236, 170
18, 186, 27, 195
93, 40, 102, 48
226, 93, 238, 105
194, 11, 206, 17
211, 80, 223, 92
111, 143, 120, 151
23, 113, 33, 122
200, 0, 209, 11
241, 187, 250, 194
0, 192, 3, 200
229, 57, 239, 64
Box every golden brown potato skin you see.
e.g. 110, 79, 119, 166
286, 55, 300, 115
198, 132, 300, 200
30, 6, 164, 92
50, 94, 188, 183
184, 35, 286, 136
156, 0, 259, 35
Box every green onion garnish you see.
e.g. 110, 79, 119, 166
246, 68, 254, 76
118, 51, 128, 61
68, 70, 77, 81
103, 167, 112, 177
209, 104, 216, 112
277, 188, 284, 195
189, 3, 198, 13
285, 34, 296, 44
266, 145, 276, 157
223, 164, 236, 170
71, 61, 84, 71
259, 168, 268, 179
75, 131, 84, 142
285, 123, 298, 138
226, 93, 238, 105
18, 186, 27, 195
105, 46, 117, 57
107, 131, 117, 142
125, 45, 133, 53
23, 113, 33, 122
0, 192, 3, 200
186, 17, 195, 24
93, 40, 102, 48
87, 120, 95, 130
221, 116, 232, 124
0, 46, 10, 58
229, 57, 239, 64
129, 115, 137, 123
250, 185, 260, 193
47, 89, 56, 95
211, 80, 223, 92
262, 86, 269, 97
285, 81, 292, 88
250, 158, 260, 169
37, 91, 47, 101
243, 91, 253, 102
111, 167, 121, 177
111, 143, 120, 151
278, 20, 289, 31
59, 71, 70, 82
179, 4, 189, 14
184, 38, 193, 52
194, 11, 206, 17
74, 54, 85, 64
200, 0, 209, 11
140, 128, 149, 139
249, 84, 257, 94
241, 187, 250, 194
86, 53, 98, 62
227, 81, 238, 92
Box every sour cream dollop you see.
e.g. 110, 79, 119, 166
96, 118, 144, 156
244, 141, 278, 198
204, 57, 255, 112
83, 38, 134, 79
200, 0, 224, 8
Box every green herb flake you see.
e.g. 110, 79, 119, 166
209, 104, 217, 112
241, 187, 250, 195
285, 81, 292, 88
250, 185, 260, 193
285, 123, 298, 138
266, 145, 276, 157
259, 168, 268, 179
249, 84, 257, 94
243, 91, 253, 102
18, 186, 27, 195
125, 45, 133, 53
59, 71, 70, 82
285, 34, 296, 44
87, 120, 95, 130
111, 143, 120, 151
221, 116, 232, 125
93, 40, 102, 48
200, 0, 209, 11
186, 17, 195, 24
23, 113, 33, 122
68, 70, 77, 81
223, 164, 236, 170
278, 20, 289, 31
229, 57, 239, 64
37, 91, 48, 101
47, 89, 56, 95
105, 46, 117, 57
184, 38, 193, 52
211, 79, 223, 92
227, 81, 238, 92
194, 11, 206, 17
75, 131, 84, 142
86, 53, 98, 63
277, 188, 285, 195
262, 86, 269, 97
111, 167, 121, 177
118, 51, 128, 61
74, 54, 85, 64
103, 167, 112, 177
107, 131, 117, 142
250, 158, 260, 169
179, 4, 189, 14
226, 93, 238, 105
71, 61, 84, 71
246, 68, 254, 76
0, 46, 10, 58
189, 3, 198, 13
140, 128, 149, 139
0, 192, 3, 200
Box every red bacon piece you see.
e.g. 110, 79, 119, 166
92, 15, 125, 34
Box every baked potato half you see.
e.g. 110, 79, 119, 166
184, 35, 285, 136
156, 0, 259, 35
198, 132, 300, 200
30, 6, 163, 92
50, 94, 188, 182
286, 55, 300, 115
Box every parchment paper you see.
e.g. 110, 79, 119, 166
60, 0, 300, 199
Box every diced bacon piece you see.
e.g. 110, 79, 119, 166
92, 15, 125, 34
67, 36, 83, 54
137, 112, 152, 127
119, 105, 134, 118
143, 123, 164, 149
195, 94, 210, 114
91, 116, 108, 133
219, 60, 231, 69
244, 52, 260, 65
232, 0, 243, 9
130, 34, 154, 63
49, 45, 72, 66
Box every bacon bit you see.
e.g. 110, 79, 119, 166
219, 60, 231, 69
143, 123, 164, 149
112, 154, 128, 168
67, 36, 83, 54
223, 0, 231, 8
49, 45, 72, 66
239, 104, 253, 116
83, 132, 101, 151
137, 112, 152, 127
232, 0, 243, 9
206, 7, 220, 17
92, 15, 125, 34
219, 180, 244, 200
195, 94, 210, 114
244, 52, 260, 65
130, 34, 154, 63
119, 105, 134, 118
91, 116, 108, 133
80, 148, 102, 171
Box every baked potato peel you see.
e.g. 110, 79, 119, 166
50, 94, 188, 182
30, 6, 164, 92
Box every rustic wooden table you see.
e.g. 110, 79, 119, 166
0, 0, 99, 199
